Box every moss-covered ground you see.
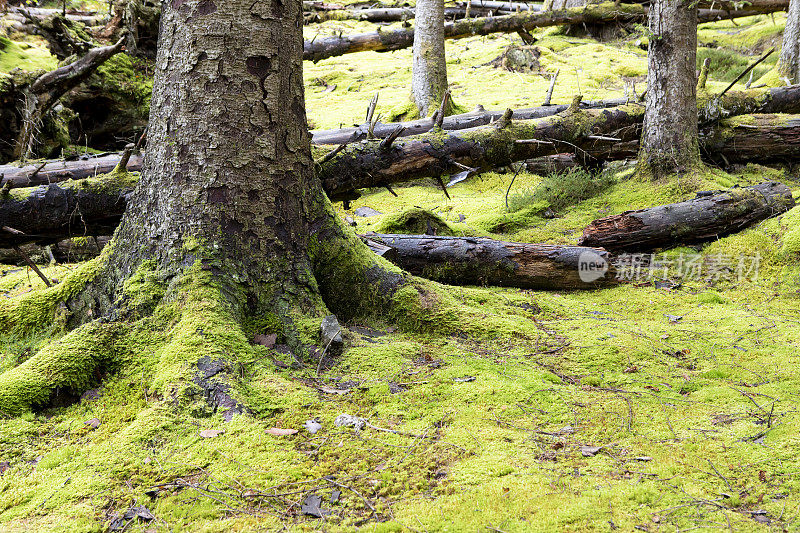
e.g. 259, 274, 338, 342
2, 5, 800, 532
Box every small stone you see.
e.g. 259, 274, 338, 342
321, 315, 343, 349
199, 429, 224, 438
580, 445, 602, 457
354, 206, 383, 217
345, 216, 357, 227
84, 418, 101, 429
304, 419, 323, 434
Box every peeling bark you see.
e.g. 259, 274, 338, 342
579, 182, 795, 252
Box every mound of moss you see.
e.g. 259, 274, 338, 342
374, 207, 455, 236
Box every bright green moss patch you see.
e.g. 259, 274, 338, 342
0, 36, 56, 73
373, 207, 456, 235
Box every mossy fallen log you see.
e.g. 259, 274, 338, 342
311, 98, 627, 145
6, 100, 800, 196
366, 233, 618, 289
0, 153, 143, 188
578, 182, 795, 252
0, 172, 135, 248
318, 88, 800, 199
303, 1, 788, 62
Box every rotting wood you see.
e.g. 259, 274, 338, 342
578, 182, 795, 252
367, 233, 618, 289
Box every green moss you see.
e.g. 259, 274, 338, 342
0, 36, 56, 73
374, 207, 456, 236
0, 255, 108, 336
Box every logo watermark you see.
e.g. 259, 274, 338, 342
578, 252, 761, 283
578, 251, 609, 282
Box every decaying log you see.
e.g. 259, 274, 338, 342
701, 114, 800, 163
305, 5, 518, 23
312, 98, 627, 145
0, 174, 133, 248
0, 153, 143, 188
303, 2, 789, 62
578, 182, 795, 252
304, 4, 644, 62
318, 87, 800, 199
367, 233, 618, 289
0, 236, 111, 265
5, 110, 800, 195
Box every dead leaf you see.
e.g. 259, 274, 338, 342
322, 83, 336, 94
453, 376, 476, 383
623, 365, 638, 373
199, 429, 224, 438
84, 418, 101, 429
301, 494, 331, 517
253, 333, 277, 348
265, 428, 298, 436
634, 456, 653, 462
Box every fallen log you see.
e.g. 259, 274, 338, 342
0, 236, 111, 264
366, 233, 618, 289
578, 182, 795, 252
701, 114, 800, 163
0, 153, 143, 188
6, 99, 800, 194
303, 2, 788, 62
0, 173, 134, 248
318, 88, 800, 199
311, 97, 627, 145
305, 5, 518, 23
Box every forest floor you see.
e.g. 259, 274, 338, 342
1, 3, 800, 532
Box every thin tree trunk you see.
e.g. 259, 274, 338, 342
779, 0, 800, 82
639, 0, 700, 178
411, 0, 449, 116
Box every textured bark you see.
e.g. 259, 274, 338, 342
579, 182, 795, 252
369, 234, 619, 289
98, 0, 320, 300
411, 0, 449, 116
640, 0, 699, 178
89, 0, 407, 334
779, 0, 800, 83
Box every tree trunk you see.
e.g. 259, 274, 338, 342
779, 0, 800, 83
0, 0, 415, 415
368, 234, 619, 289
411, 0, 449, 116
578, 182, 795, 252
639, 0, 700, 178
